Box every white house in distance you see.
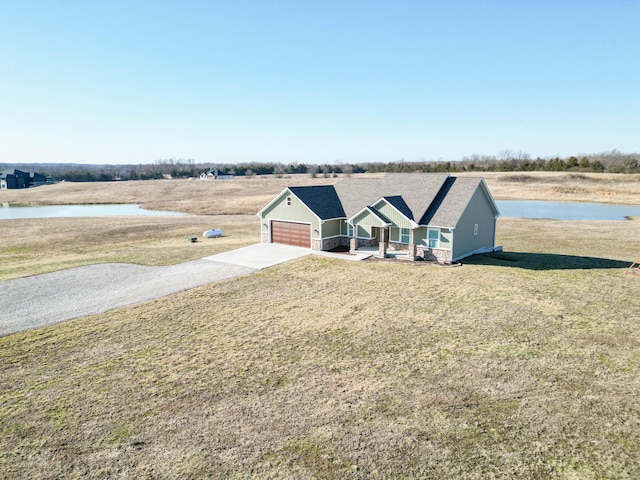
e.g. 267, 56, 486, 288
200, 169, 234, 180
257, 173, 501, 262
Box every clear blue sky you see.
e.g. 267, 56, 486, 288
1, 0, 638, 165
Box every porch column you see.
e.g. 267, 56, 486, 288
378, 227, 388, 257
350, 224, 358, 253
408, 229, 417, 260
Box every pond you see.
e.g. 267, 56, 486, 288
0, 204, 187, 220
2, 201, 638, 221
495, 200, 640, 221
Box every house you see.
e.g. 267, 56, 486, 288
199, 169, 234, 180
256, 173, 500, 262
0, 169, 31, 189
0, 169, 47, 189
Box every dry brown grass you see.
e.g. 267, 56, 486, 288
0, 215, 258, 282
459, 171, 640, 205
2, 172, 638, 220
1, 217, 639, 479
0, 174, 345, 215
1, 174, 640, 478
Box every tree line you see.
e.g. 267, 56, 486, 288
2, 150, 638, 182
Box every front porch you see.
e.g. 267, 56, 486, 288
350, 244, 415, 261
348, 227, 452, 262
349, 232, 416, 261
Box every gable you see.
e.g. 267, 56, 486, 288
350, 206, 392, 227
258, 188, 320, 232
370, 198, 415, 229
380, 196, 414, 221
421, 177, 499, 228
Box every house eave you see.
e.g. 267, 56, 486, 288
256, 187, 292, 217
256, 187, 323, 223
417, 223, 454, 230
480, 178, 500, 217
320, 217, 347, 224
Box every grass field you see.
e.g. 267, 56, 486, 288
1, 174, 639, 478
0, 215, 258, 282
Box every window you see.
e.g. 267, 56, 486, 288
474, 223, 479, 235
428, 228, 439, 248
286, 196, 292, 206
400, 228, 410, 244
347, 223, 353, 238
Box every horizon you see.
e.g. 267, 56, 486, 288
1, 148, 636, 169
2, 1, 639, 165
2, 148, 637, 169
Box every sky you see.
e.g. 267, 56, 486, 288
1, 0, 638, 165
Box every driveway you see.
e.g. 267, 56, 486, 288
0, 243, 313, 337
203, 242, 312, 269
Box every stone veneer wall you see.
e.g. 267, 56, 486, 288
321, 236, 349, 250
388, 242, 409, 252
417, 246, 452, 262
358, 238, 378, 248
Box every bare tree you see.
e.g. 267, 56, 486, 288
307, 165, 319, 178
498, 149, 514, 161
273, 164, 285, 178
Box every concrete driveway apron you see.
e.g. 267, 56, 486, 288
203, 243, 311, 269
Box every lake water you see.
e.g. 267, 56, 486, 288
1, 201, 638, 221
496, 200, 640, 221
0, 204, 187, 220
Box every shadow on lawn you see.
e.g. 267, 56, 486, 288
463, 251, 632, 271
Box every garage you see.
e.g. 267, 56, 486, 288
271, 221, 311, 248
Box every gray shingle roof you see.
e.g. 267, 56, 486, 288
288, 185, 345, 219
334, 173, 450, 220
420, 176, 495, 227
285, 174, 496, 227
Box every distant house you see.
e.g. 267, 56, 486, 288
199, 169, 234, 180
0, 169, 47, 189
0, 169, 48, 189
257, 173, 500, 262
